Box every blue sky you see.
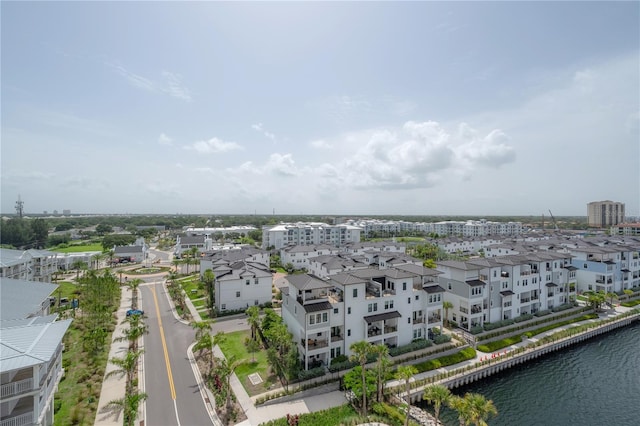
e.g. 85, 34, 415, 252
2, 1, 639, 217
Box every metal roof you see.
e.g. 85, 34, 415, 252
500, 290, 515, 296
423, 285, 446, 294
364, 311, 401, 324
285, 274, 332, 291
545, 282, 559, 287
466, 279, 486, 287
0, 319, 72, 372
302, 301, 333, 313
0, 278, 58, 321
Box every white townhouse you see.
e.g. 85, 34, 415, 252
279, 244, 340, 271
437, 252, 576, 331
201, 246, 270, 273
569, 241, 640, 293
183, 225, 257, 237
342, 241, 406, 255
0, 249, 58, 283
261, 222, 362, 250
281, 266, 444, 370
0, 278, 72, 426
212, 261, 273, 312
174, 234, 213, 258
306, 254, 369, 278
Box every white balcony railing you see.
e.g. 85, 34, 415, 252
0, 412, 34, 426
0, 378, 33, 398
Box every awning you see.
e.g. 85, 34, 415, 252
545, 282, 559, 287
563, 265, 578, 271
466, 279, 486, 287
500, 290, 514, 296
621, 269, 631, 273
303, 301, 333, 313
364, 311, 401, 324
423, 285, 446, 294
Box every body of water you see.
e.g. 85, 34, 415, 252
419, 321, 640, 426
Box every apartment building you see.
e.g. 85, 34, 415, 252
261, 223, 362, 250
281, 266, 444, 369
610, 223, 640, 236
280, 244, 340, 270
0, 249, 58, 283
569, 241, 640, 293
183, 225, 257, 237
588, 200, 625, 228
174, 234, 212, 258
212, 261, 273, 312
0, 278, 72, 426
437, 252, 576, 331
201, 246, 270, 273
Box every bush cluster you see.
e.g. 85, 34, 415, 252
389, 339, 432, 357
483, 318, 515, 331
297, 366, 325, 381
514, 313, 534, 323
477, 335, 523, 353
433, 334, 452, 345
413, 347, 476, 373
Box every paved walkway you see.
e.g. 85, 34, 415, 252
95, 286, 135, 425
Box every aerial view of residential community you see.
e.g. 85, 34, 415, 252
1, 2, 638, 426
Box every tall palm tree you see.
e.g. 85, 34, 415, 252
193, 332, 214, 372
466, 393, 498, 426
449, 394, 473, 426
127, 278, 143, 309
443, 301, 454, 328
189, 246, 200, 273
172, 258, 182, 274
190, 320, 211, 340
106, 349, 144, 392
396, 365, 418, 426
116, 314, 148, 351
106, 389, 147, 426
202, 269, 216, 311
245, 305, 261, 341
350, 340, 372, 417
605, 291, 618, 307
423, 384, 452, 426
218, 356, 248, 423
371, 343, 390, 402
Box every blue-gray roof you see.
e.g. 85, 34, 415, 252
0, 278, 58, 320
1, 319, 72, 372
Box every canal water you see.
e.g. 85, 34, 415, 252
418, 321, 640, 426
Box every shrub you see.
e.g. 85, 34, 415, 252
551, 303, 573, 313
621, 299, 640, 307
413, 347, 476, 373
389, 339, 432, 356
477, 335, 523, 352
514, 313, 534, 323
372, 402, 405, 426
433, 334, 452, 345
331, 354, 348, 365
297, 366, 325, 381
535, 310, 551, 317
328, 359, 357, 373
483, 318, 515, 331
470, 326, 484, 335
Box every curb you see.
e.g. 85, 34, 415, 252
187, 343, 223, 426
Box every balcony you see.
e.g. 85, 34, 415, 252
0, 412, 33, 426
501, 272, 510, 278
384, 325, 398, 334
331, 334, 343, 342
470, 305, 482, 314
521, 298, 530, 303
412, 317, 424, 324
596, 278, 605, 284
428, 315, 441, 324
301, 338, 328, 350
460, 307, 469, 314
0, 378, 33, 399
531, 294, 539, 301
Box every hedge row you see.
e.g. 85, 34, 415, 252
389, 339, 432, 357
621, 299, 640, 307
413, 347, 476, 373
523, 313, 599, 338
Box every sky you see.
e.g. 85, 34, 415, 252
1, 1, 639, 217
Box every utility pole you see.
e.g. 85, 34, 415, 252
15, 194, 24, 218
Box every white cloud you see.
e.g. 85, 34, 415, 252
107, 63, 155, 91
251, 123, 276, 141
106, 62, 192, 102
158, 133, 173, 145
184, 137, 243, 154
310, 139, 333, 149
161, 71, 192, 101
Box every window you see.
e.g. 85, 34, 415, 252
254, 300, 259, 305
415, 295, 419, 301
408, 297, 411, 304
334, 308, 339, 314
347, 329, 351, 337
221, 304, 226, 310
373, 303, 378, 312
236, 291, 241, 298
310, 315, 315, 325
448, 282, 452, 290
403, 282, 407, 291
408, 317, 411, 324
316, 313, 322, 323
353, 288, 358, 298
246, 280, 250, 285
368, 303, 373, 313
348, 307, 351, 315
255, 278, 259, 284
323, 312, 328, 322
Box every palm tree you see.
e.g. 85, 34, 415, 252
190, 320, 211, 340
106, 349, 144, 392
218, 356, 248, 423
193, 332, 214, 371
396, 365, 418, 426
371, 343, 390, 402
244, 336, 260, 362
449, 395, 473, 426
127, 278, 143, 309
71, 259, 88, 282
189, 246, 200, 273
443, 301, 454, 328
245, 305, 261, 341
605, 291, 618, 307
106, 389, 147, 426
172, 258, 182, 274
116, 314, 148, 351
423, 384, 452, 425
202, 269, 216, 311
92, 252, 106, 270
466, 392, 498, 426
623, 289, 634, 300
350, 340, 372, 417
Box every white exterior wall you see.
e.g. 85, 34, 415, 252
215, 275, 272, 312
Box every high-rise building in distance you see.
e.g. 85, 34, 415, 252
587, 200, 625, 227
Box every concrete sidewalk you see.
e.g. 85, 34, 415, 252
95, 286, 134, 425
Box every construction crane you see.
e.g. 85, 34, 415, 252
548, 209, 559, 231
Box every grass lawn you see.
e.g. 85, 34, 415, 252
180, 278, 206, 300
52, 243, 104, 253
218, 330, 278, 396
192, 298, 206, 308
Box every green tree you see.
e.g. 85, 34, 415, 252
127, 278, 143, 309
423, 384, 452, 426
71, 259, 88, 281
116, 313, 148, 351
343, 366, 376, 412
350, 340, 372, 417
396, 365, 418, 426
106, 390, 147, 426
30, 218, 49, 248
623, 289, 634, 300
218, 356, 248, 423
190, 320, 211, 340
202, 269, 215, 311
96, 223, 113, 235
588, 291, 606, 311
371, 343, 390, 402
244, 336, 260, 362
0, 218, 31, 247
106, 349, 144, 393
449, 395, 473, 426
605, 291, 618, 307
193, 332, 214, 373
466, 393, 498, 426
443, 301, 454, 328
245, 305, 261, 341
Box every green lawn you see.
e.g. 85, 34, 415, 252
179, 277, 206, 300
218, 330, 276, 396
192, 299, 206, 308
51, 243, 104, 253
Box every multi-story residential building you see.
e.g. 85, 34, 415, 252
588, 200, 625, 227
438, 252, 576, 330
610, 223, 640, 236
261, 223, 362, 250
212, 261, 272, 312
183, 226, 257, 238
0, 278, 72, 426
281, 266, 444, 369
280, 244, 340, 271
0, 249, 58, 282
306, 254, 369, 278
344, 219, 522, 238
200, 246, 270, 273
570, 241, 640, 293
174, 235, 213, 258
342, 241, 406, 255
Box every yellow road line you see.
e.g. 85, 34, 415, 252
151, 285, 177, 400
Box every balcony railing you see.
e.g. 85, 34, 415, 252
428, 315, 441, 324
384, 325, 398, 334
301, 338, 328, 350
412, 317, 424, 324
470, 306, 482, 314
521, 298, 530, 303
459, 307, 469, 314
1, 378, 33, 399
0, 412, 33, 426
331, 334, 343, 342
531, 295, 539, 301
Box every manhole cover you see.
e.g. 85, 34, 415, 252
248, 373, 263, 385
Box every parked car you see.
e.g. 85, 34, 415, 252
126, 309, 144, 317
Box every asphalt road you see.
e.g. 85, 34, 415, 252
141, 281, 212, 426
